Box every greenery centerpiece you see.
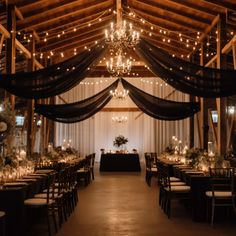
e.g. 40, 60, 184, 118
113, 135, 128, 152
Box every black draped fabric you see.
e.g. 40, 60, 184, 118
121, 78, 200, 120
35, 79, 119, 123
0, 41, 106, 99
136, 38, 236, 97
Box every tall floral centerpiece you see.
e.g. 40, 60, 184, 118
0, 100, 15, 154
113, 135, 128, 153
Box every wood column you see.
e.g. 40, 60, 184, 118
5, 4, 16, 152
199, 42, 209, 150
189, 95, 195, 148
6, 4, 16, 108
26, 34, 35, 155
216, 14, 227, 155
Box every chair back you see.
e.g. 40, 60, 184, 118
161, 164, 171, 190
145, 154, 152, 170
209, 167, 235, 195
46, 172, 56, 203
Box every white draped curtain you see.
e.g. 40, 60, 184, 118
55, 77, 190, 162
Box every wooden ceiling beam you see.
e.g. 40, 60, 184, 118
38, 26, 107, 52
19, 0, 78, 17
141, 35, 190, 56
131, 0, 212, 25
0, 23, 43, 69
190, 14, 220, 57
36, 16, 111, 49
202, 0, 236, 13
14, 6, 40, 42
48, 33, 104, 54
130, 2, 206, 32
6, 0, 41, 7
130, 8, 201, 35
167, 0, 225, 16
17, 0, 112, 31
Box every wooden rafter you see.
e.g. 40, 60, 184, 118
130, 2, 205, 32
168, 0, 226, 16
17, 0, 113, 31
202, 0, 236, 13
131, 0, 212, 25
0, 24, 43, 68
37, 17, 112, 51
43, 33, 104, 54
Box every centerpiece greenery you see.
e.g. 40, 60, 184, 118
113, 135, 128, 148
185, 147, 202, 167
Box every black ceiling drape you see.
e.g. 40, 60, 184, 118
136, 38, 236, 98
0, 41, 106, 99
35, 79, 119, 123
121, 78, 200, 120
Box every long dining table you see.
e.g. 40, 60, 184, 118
0, 171, 50, 236
157, 159, 220, 222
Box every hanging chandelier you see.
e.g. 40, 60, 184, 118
105, 20, 140, 48
112, 115, 128, 123
110, 88, 129, 99
106, 48, 132, 76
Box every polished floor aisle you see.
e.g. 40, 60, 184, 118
54, 165, 236, 236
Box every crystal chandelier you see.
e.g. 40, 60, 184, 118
110, 88, 129, 99
112, 115, 128, 123
106, 48, 131, 76
105, 20, 140, 48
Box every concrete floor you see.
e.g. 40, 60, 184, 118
53, 165, 236, 236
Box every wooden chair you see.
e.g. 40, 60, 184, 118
144, 153, 157, 186
24, 172, 58, 236
161, 164, 190, 218
77, 155, 91, 186
90, 153, 96, 180
205, 167, 236, 226
0, 211, 6, 236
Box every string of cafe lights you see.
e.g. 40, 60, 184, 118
140, 78, 168, 87
6, 9, 112, 61
1, 6, 235, 65
124, 7, 235, 60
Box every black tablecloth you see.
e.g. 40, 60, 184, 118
100, 153, 141, 172
0, 175, 48, 236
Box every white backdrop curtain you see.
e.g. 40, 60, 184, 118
55, 77, 190, 162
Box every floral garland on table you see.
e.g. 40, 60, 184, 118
113, 135, 128, 148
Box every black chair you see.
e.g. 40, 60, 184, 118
0, 211, 6, 236
24, 172, 58, 236
205, 167, 236, 226
144, 153, 157, 186
90, 153, 96, 180
161, 164, 190, 218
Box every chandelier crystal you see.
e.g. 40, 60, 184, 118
105, 20, 140, 48
106, 49, 131, 76
110, 88, 129, 99
112, 115, 128, 123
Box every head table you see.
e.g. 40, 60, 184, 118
99, 153, 141, 172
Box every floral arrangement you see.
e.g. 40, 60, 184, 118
113, 135, 128, 148
0, 100, 15, 143
164, 144, 175, 155
185, 148, 203, 167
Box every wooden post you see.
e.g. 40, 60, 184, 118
5, 4, 16, 152
26, 33, 35, 155
189, 95, 195, 148
6, 4, 16, 108
199, 42, 209, 150
216, 14, 227, 155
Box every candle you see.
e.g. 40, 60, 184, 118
19, 150, 26, 159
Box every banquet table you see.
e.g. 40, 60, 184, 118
99, 153, 141, 172
0, 174, 48, 236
